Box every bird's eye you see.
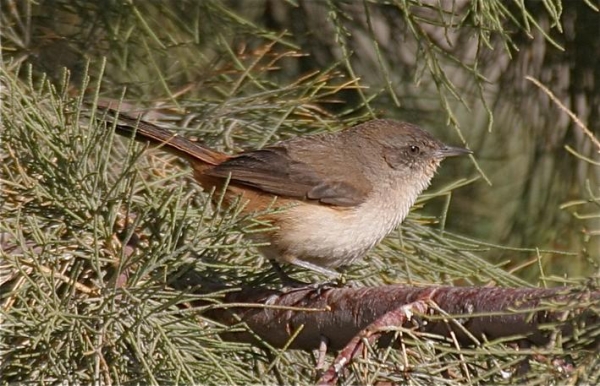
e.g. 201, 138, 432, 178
409, 145, 420, 154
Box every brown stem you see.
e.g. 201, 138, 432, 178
200, 284, 599, 351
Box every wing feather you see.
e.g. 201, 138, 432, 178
206, 146, 368, 207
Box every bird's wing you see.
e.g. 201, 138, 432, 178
205, 145, 370, 207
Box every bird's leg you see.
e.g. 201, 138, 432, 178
286, 257, 341, 278
270, 257, 350, 292
268, 259, 311, 287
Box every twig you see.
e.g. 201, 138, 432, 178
526, 76, 600, 152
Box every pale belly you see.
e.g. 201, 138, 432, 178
271, 194, 413, 268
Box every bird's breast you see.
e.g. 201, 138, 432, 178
275, 184, 419, 268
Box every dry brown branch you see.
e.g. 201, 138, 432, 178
201, 285, 598, 350
191, 283, 599, 382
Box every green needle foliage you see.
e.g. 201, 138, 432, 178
1, 1, 598, 384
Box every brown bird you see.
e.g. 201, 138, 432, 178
107, 112, 471, 277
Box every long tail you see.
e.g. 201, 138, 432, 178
106, 112, 227, 166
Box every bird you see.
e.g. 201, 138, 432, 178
105, 111, 471, 278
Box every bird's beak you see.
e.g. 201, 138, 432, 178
435, 146, 472, 158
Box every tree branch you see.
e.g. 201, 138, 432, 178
201, 284, 598, 350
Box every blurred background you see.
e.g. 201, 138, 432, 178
3, 1, 600, 384
2, 0, 599, 280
